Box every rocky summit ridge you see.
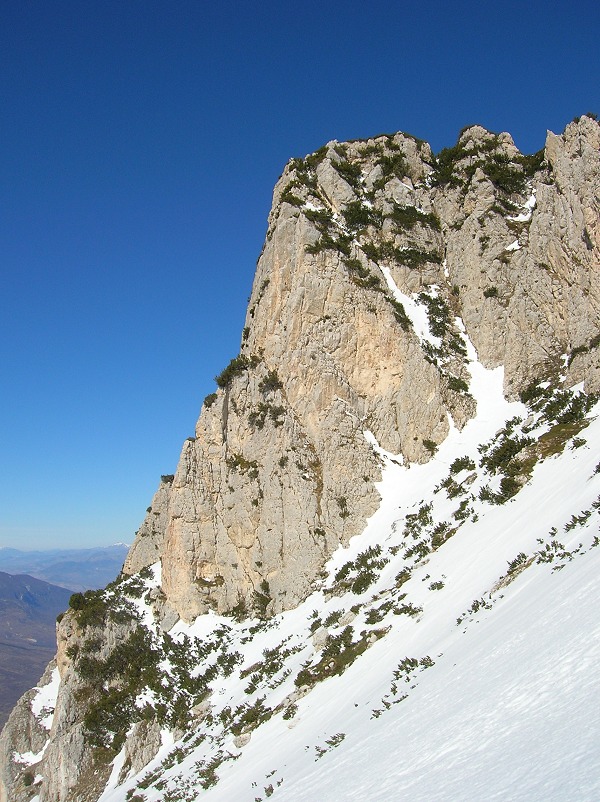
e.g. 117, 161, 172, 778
1, 115, 599, 802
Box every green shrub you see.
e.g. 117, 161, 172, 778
333, 159, 362, 188
69, 590, 110, 629
215, 354, 259, 389
331, 546, 388, 595
499, 476, 520, 499
361, 241, 380, 261
304, 207, 334, 227
387, 203, 440, 231
397, 247, 442, 268
376, 152, 408, 183
282, 703, 298, 720
351, 571, 375, 594
506, 552, 528, 574
253, 580, 271, 618
336, 496, 350, 519
556, 392, 597, 424
395, 602, 423, 617
395, 569, 411, 587
393, 656, 419, 680
518, 148, 545, 177
447, 376, 469, 393
567, 333, 600, 366
343, 258, 381, 290
280, 184, 303, 207
304, 145, 328, 169
306, 232, 352, 257
227, 453, 259, 478
324, 609, 343, 627
387, 298, 412, 331
480, 434, 533, 473
84, 687, 135, 751
295, 628, 384, 687
418, 293, 450, 337
259, 369, 283, 394
231, 696, 272, 735
480, 154, 527, 195
431, 521, 452, 549
431, 143, 469, 186
432, 137, 531, 197
204, 392, 218, 409
453, 499, 472, 521
519, 379, 549, 405
450, 455, 475, 473
341, 201, 382, 231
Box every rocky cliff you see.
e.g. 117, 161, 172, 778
1, 115, 598, 802
128, 114, 599, 623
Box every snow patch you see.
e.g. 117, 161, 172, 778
379, 265, 441, 349
13, 742, 50, 767
30, 667, 60, 731
508, 190, 536, 222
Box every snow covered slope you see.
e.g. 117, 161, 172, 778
78, 337, 600, 802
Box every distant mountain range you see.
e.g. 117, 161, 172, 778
0, 543, 129, 592
0, 571, 72, 728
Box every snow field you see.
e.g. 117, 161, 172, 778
92, 348, 600, 800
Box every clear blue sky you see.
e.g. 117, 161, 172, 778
1, 0, 598, 551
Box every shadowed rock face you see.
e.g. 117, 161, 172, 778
126, 117, 600, 623
1, 117, 599, 802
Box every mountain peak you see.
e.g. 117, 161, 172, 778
2, 118, 599, 801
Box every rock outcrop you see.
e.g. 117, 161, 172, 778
130, 115, 600, 623
1, 115, 598, 802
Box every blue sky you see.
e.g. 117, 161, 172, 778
1, 0, 598, 551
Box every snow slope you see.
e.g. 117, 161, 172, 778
66, 342, 600, 802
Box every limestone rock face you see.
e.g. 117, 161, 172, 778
39, 614, 142, 801
119, 117, 600, 623
0, 662, 56, 802
2, 116, 599, 802
123, 475, 173, 576
441, 117, 600, 395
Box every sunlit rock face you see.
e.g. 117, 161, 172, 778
127, 116, 600, 622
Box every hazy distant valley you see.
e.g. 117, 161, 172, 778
0, 546, 128, 728
0, 545, 129, 593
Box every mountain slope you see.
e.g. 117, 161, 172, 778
1, 116, 599, 802
92, 346, 600, 802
